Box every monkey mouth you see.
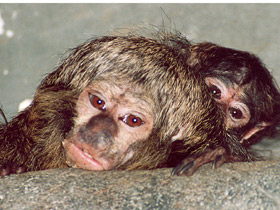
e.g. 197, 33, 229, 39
63, 140, 109, 171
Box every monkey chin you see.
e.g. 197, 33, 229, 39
62, 139, 113, 171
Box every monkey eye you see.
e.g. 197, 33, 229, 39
208, 85, 222, 99
229, 107, 243, 119
89, 94, 106, 111
226, 102, 250, 128
119, 114, 144, 127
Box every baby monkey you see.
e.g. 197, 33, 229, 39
163, 34, 280, 174
189, 42, 280, 147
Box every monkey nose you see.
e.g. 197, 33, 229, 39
86, 114, 118, 135
80, 129, 114, 149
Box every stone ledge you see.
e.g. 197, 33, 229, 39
0, 160, 279, 210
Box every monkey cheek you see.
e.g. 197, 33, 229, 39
62, 139, 113, 171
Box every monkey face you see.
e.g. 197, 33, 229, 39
62, 80, 154, 171
187, 41, 280, 146
205, 77, 251, 129
204, 77, 271, 142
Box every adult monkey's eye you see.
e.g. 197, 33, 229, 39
119, 114, 144, 127
89, 94, 106, 111
208, 85, 222, 99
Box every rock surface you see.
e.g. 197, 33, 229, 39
0, 161, 279, 210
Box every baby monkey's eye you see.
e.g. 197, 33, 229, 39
229, 107, 243, 120
89, 94, 106, 111
119, 114, 144, 127
208, 85, 222, 99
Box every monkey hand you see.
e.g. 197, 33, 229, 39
171, 147, 229, 176
0, 165, 27, 176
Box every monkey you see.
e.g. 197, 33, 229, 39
159, 33, 280, 174
1, 35, 249, 176
158, 31, 280, 144
188, 42, 280, 147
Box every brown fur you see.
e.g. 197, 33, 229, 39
0, 35, 243, 175
157, 32, 280, 174
189, 42, 280, 147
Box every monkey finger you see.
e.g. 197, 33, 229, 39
0, 167, 12, 176
14, 166, 27, 174
171, 159, 195, 176
0, 165, 27, 176
212, 155, 226, 169
171, 147, 228, 176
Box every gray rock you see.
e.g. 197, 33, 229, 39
0, 161, 279, 210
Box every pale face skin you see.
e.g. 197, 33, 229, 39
205, 77, 268, 142
63, 80, 154, 171
205, 77, 251, 128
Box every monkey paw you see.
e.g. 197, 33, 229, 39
171, 147, 228, 176
0, 165, 26, 176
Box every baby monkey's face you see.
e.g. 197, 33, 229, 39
205, 77, 269, 142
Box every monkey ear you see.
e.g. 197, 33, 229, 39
241, 122, 271, 142
171, 127, 184, 142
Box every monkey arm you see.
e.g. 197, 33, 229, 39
0, 89, 76, 176
171, 130, 258, 176
0, 112, 32, 175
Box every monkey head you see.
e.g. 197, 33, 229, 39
189, 42, 280, 146
31, 36, 197, 172
62, 78, 155, 171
